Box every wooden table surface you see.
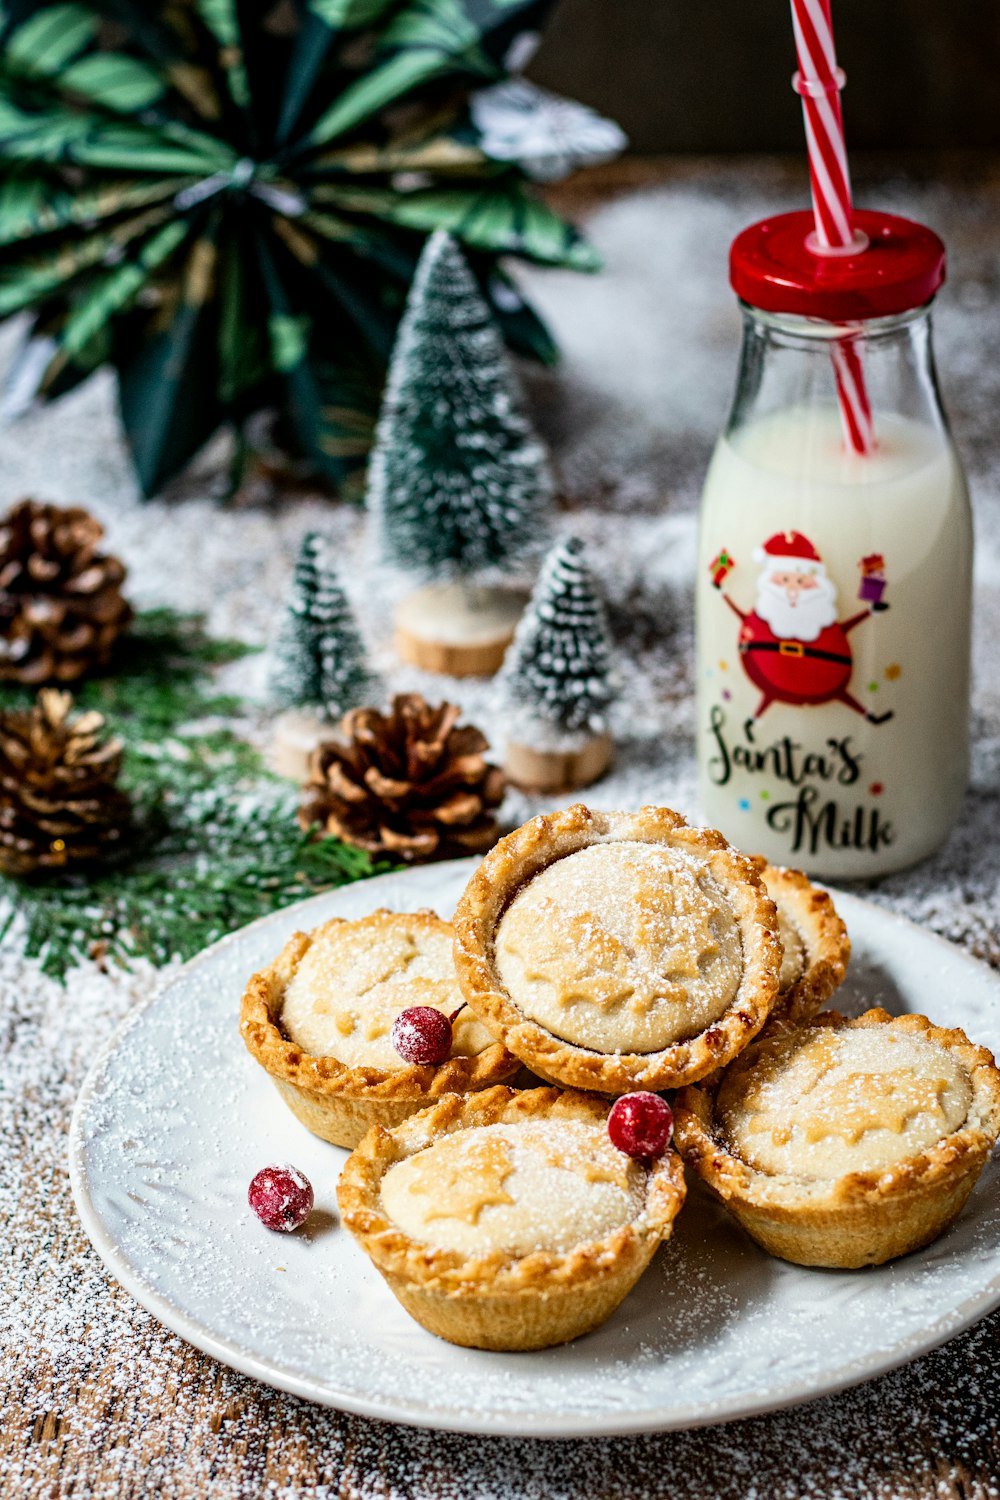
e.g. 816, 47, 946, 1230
5, 156, 1000, 1500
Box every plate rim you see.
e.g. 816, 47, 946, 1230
68, 863, 1000, 1439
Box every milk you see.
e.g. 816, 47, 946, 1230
696, 403, 972, 877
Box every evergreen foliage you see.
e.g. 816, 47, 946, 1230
0, 608, 385, 980
500, 536, 617, 736
269, 532, 377, 718
369, 230, 552, 579
0, 0, 602, 498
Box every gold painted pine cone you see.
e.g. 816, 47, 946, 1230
0, 499, 133, 684
0, 689, 132, 878
299, 693, 505, 862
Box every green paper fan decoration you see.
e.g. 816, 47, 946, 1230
0, 0, 619, 499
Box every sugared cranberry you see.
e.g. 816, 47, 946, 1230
248, 1164, 314, 1232
391, 1005, 461, 1065
608, 1093, 674, 1159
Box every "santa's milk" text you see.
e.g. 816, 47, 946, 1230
705, 706, 895, 857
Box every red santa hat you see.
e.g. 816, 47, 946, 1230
753, 531, 824, 568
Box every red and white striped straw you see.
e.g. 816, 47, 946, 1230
830, 335, 873, 455
789, 0, 875, 454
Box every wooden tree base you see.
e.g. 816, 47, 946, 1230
394, 582, 526, 677
505, 733, 613, 794
266, 706, 330, 783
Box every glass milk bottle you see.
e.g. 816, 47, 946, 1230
696, 210, 972, 878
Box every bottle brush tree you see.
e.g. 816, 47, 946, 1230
368, 229, 553, 676
369, 229, 552, 580
499, 535, 617, 791
269, 532, 377, 719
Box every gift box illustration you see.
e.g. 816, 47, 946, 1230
858, 554, 888, 608
709, 550, 735, 588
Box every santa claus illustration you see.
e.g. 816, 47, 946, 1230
716, 531, 893, 723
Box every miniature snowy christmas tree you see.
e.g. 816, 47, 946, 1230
268, 532, 379, 780
368, 229, 552, 676
498, 536, 618, 791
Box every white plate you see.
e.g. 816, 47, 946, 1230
69, 861, 1000, 1438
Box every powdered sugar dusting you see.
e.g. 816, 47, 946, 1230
495, 842, 742, 1052
279, 912, 494, 1067
718, 1025, 972, 1180
380, 1119, 643, 1256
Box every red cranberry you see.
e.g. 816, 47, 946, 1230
248, 1164, 314, 1232
391, 1005, 457, 1065
608, 1092, 674, 1159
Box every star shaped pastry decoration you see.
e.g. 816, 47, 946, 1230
743, 1035, 952, 1147
631, 880, 720, 987
505, 905, 637, 1013
800, 1071, 950, 1146
410, 1135, 514, 1226
537, 1140, 632, 1191
351, 930, 419, 994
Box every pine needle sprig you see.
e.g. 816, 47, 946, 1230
1, 791, 382, 978
0, 607, 250, 741
0, 607, 389, 980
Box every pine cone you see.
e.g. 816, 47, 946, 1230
300, 694, 505, 862
0, 500, 133, 684
0, 689, 132, 878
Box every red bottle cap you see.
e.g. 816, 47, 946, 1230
730, 209, 946, 322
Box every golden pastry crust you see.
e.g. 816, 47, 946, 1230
240, 909, 519, 1149
337, 1085, 687, 1350
673, 1008, 1000, 1268
452, 804, 783, 1095
750, 858, 850, 1026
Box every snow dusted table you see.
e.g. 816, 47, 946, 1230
5, 155, 1000, 1499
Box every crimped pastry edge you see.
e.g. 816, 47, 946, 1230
336, 1084, 687, 1296
751, 857, 851, 1026
673, 1008, 1000, 1219
239, 908, 519, 1103
451, 804, 783, 1095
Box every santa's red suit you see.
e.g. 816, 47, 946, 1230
716, 529, 889, 721
731, 607, 869, 712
